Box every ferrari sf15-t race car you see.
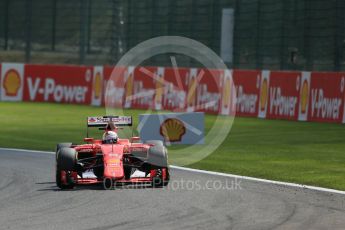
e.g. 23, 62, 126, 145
55, 116, 170, 189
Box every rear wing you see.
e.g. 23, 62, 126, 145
87, 116, 133, 127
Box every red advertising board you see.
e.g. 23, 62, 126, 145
266, 71, 301, 120
128, 66, 158, 110
162, 67, 189, 112
308, 72, 345, 123
23, 64, 93, 104
2, 61, 345, 125
233, 70, 261, 117
103, 65, 129, 108
0, 63, 1, 100
186, 68, 221, 115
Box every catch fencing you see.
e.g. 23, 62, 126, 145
0, 0, 345, 71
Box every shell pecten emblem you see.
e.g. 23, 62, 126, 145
300, 80, 309, 114
160, 118, 186, 142
3, 69, 21, 96
187, 76, 196, 107
260, 78, 268, 111
223, 77, 231, 108
154, 74, 163, 104
125, 72, 134, 99
93, 72, 102, 99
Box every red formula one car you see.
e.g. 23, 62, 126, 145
55, 116, 170, 189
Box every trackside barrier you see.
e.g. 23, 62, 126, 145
1, 63, 344, 124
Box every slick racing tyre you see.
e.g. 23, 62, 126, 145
146, 142, 168, 168
55, 143, 72, 161
57, 147, 77, 171
56, 148, 77, 189
56, 166, 75, 189
163, 167, 170, 186
152, 167, 170, 187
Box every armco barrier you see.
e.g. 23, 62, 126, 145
1, 63, 345, 124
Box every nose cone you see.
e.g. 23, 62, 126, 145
101, 144, 124, 179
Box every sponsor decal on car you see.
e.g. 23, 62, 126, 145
78, 148, 93, 153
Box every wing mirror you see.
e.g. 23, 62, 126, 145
131, 137, 140, 143
84, 137, 94, 143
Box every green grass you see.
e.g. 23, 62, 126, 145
1, 102, 345, 190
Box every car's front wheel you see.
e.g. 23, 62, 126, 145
56, 166, 75, 189
56, 147, 77, 189
151, 167, 170, 187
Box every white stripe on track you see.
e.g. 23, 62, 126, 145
1, 147, 345, 195
171, 166, 345, 195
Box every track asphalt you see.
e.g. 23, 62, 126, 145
0, 149, 345, 230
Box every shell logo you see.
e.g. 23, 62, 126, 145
125, 73, 134, 99
154, 74, 163, 104
93, 72, 102, 99
3, 69, 21, 96
223, 77, 231, 108
187, 77, 196, 107
260, 78, 268, 111
160, 118, 186, 142
300, 80, 309, 114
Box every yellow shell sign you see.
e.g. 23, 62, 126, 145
3, 69, 21, 97
260, 78, 268, 111
125, 73, 134, 99
223, 77, 231, 108
187, 77, 196, 107
300, 80, 309, 114
93, 72, 102, 99
160, 118, 186, 142
155, 75, 163, 104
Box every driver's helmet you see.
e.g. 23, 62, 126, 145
102, 131, 118, 144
